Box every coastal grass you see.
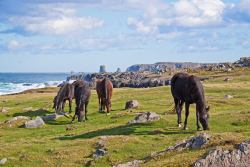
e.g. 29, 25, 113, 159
0, 69, 249, 166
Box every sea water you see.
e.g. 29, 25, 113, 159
0, 73, 74, 95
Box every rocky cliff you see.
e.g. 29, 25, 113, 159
126, 62, 211, 72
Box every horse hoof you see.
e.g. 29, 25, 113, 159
71, 121, 74, 124
197, 128, 202, 131
183, 126, 188, 130
106, 113, 110, 116
177, 124, 182, 127
99, 110, 103, 113
84, 120, 87, 122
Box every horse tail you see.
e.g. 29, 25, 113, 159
104, 78, 108, 101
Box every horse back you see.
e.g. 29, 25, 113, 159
171, 73, 204, 103
96, 78, 113, 100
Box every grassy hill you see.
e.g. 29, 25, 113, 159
0, 68, 249, 166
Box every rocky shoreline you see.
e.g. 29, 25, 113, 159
66, 57, 249, 89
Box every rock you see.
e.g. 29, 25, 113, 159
23, 107, 33, 111
0, 100, 7, 103
224, 78, 233, 81
0, 158, 7, 165
125, 99, 139, 109
93, 149, 108, 157
128, 111, 162, 124
191, 133, 212, 149
4, 116, 30, 124
24, 116, 45, 128
114, 160, 142, 167
1, 107, 9, 113
193, 139, 250, 167
41, 112, 68, 120
100, 65, 106, 73
223, 95, 233, 99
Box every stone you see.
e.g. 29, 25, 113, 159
99, 65, 106, 73
191, 133, 212, 149
4, 116, 29, 124
0, 100, 7, 103
125, 99, 139, 109
24, 116, 45, 128
93, 149, 108, 157
41, 112, 68, 120
224, 78, 233, 81
23, 107, 33, 111
113, 160, 142, 167
193, 139, 250, 167
128, 111, 162, 124
0, 158, 7, 165
223, 95, 233, 99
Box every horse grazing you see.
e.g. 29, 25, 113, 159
96, 78, 113, 115
171, 73, 210, 131
53, 83, 75, 115
71, 81, 91, 122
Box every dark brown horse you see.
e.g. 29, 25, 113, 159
96, 78, 113, 115
171, 73, 210, 130
71, 81, 91, 122
53, 83, 75, 115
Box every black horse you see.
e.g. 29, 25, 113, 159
53, 83, 75, 115
171, 73, 210, 130
71, 81, 91, 123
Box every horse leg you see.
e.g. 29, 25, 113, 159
99, 97, 102, 112
196, 110, 202, 131
174, 98, 182, 127
71, 107, 77, 123
183, 102, 189, 130
84, 102, 88, 122
69, 98, 72, 114
61, 100, 66, 114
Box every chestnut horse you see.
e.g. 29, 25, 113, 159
171, 73, 210, 130
71, 81, 91, 122
53, 83, 75, 115
96, 78, 113, 115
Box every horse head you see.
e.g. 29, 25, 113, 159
200, 106, 210, 130
105, 99, 111, 113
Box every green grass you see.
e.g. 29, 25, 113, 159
0, 69, 249, 166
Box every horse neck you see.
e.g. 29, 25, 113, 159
196, 97, 206, 114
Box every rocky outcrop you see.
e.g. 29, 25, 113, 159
126, 62, 211, 72
114, 160, 142, 167
193, 139, 250, 167
128, 111, 162, 124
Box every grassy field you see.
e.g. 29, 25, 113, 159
0, 68, 249, 166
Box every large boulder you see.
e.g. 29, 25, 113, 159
128, 111, 162, 124
193, 139, 250, 167
125, 99, 139, 109
24, 116, 45, 128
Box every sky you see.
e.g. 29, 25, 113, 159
0, 0, 249, 73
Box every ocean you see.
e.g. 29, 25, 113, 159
0, 73, 75, 95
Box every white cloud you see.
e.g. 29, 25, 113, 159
8, 7, 104, 36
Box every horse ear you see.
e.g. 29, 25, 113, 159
206, 106, 210, 111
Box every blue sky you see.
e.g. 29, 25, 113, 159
0, 0, 249, 72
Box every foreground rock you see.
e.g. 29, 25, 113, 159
114, 160, 142, 167
125, 99, 139, 109
128, 111, 162, 124
193, 139, 250, 167
24, 116, 45, 128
